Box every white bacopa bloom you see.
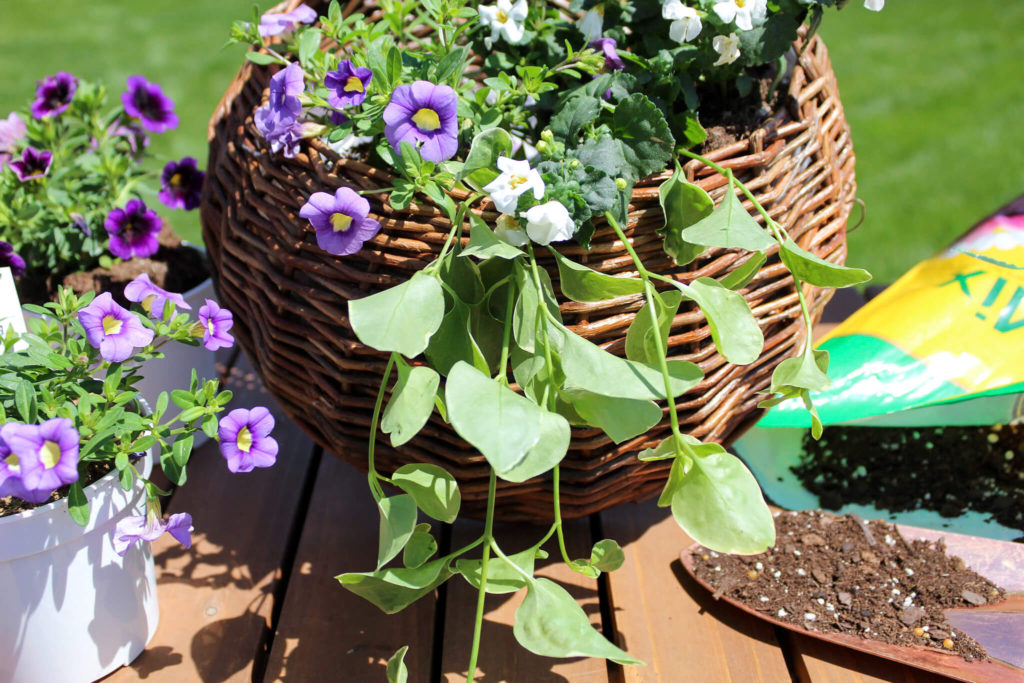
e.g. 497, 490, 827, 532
577, 7, 604, 43
712, 33, 741, 66
712, 0, 766, 32
662, 0, 702, 44
483, 156, 545, 214
494, 214, 529, 246
864, 0, 884, 10
524, 201, 576, 245
478, 0, 529, 49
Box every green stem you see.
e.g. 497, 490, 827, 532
552, 466, 572, 565
489, 539, 534, 582
466, 469, 497, 681
367, 353, 397, 501
496, 281, 515, 386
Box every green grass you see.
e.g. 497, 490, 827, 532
1, 2, 1022, 282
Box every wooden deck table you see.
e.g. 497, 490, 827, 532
104, 341, 956, 683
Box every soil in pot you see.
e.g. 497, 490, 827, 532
0, 459, 115, 517
690, 510, 1006, 662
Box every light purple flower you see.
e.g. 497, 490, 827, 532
70, 212, 92, 237
121, 76, 179, 134
0, 241, 26, 277
198, 299, 234, 351
158, 157, 205, 211
31, 72, 77, 119
113, 511, 193, 556
298, 187, 381, 256
590, 37, 625, 71
78, 292, 155, 362
0, 112, 27, 170
383, 81, 459, 162
218, 407, 278, 473
259, 3, 317, 38
107, 119, 150, 158
0, 419, 79, 503
0, 434, 28, 500
105, 198, 162, 260
9, 147, 53, 182
124, 273, 190, 317
325, 60, 373, 109
254, 63, 305, 155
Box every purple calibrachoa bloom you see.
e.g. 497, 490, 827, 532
259, 3, 317, 38
0, 434, 28, 500
325, 60, 373, 109
121, 76, 179, 134
9, 146, 53, 182
31, 72, 77, 119
158, 157, 205, 211
78, 292, 155, 362
0, 419, 80, 504
0, 241, 26, 277
218, 407, 278, 473
0, 112, 26, 170
105, 198, 162, 260
198, 299, 234, 351
124, 273, 190, 317
254, 62, 305, 156
298, 187, 381, 256
590, 37, 625, 71
383, 81, 459, 163
113, 510, 193, 556
105, 119, 150, 158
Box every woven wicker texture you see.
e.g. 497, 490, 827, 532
201, 4, 856, 520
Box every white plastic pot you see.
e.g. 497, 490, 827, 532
0, 451, 158, 683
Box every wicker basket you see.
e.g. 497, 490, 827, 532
201, 4, 856, 520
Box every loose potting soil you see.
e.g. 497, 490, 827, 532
690, 510, 1005, 662
0, 459, 115, 518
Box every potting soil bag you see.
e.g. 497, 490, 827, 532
760, 199, 1024, 428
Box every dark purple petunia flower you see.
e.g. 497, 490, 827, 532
589, 37, 625, 71
259, 3, 317, 38
31, 72, 77, 119
325, 60, 373, 109
9, 146, 53, 182
113, 511, 193, 556
218, 407, 278, 473
108, 119, 150, 158
158, 157, 205, 211
0, 418, 80, 503
0, 241, 26, 277
0, 112, 27, 170
299, 187, 381, 256
124, 273, 190, 317
105, 198, 162, 260
383, 81, 459, 162
78, 292, 155, 362
121, 76, 179, 133
198, 299, 234, 351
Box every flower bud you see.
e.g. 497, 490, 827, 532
615, 177, 628, 190
540, 129, 555, 144
569, 159, 581, 169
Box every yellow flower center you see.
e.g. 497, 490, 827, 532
142, 294, 157, 313
736, 0, 746, 6
330, 212, 353, 232
4, 454, 19, 472
344, 76, 364, 93
170, 173, 183, 187
237, 426, 253, 453
40, 440, 61, 469
496, 9, 509, 23
102, 314, 123, 335
207, 319, 216, 336
412, 108, 441, 132
509, 174, 528, 189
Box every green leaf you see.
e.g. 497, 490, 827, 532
298, 28, 322, 67
160, 447, 187, 486
637, 435, 679, 461
391, 463, 461, 523
402, 530, 437, 569
460, 128, 513, 191
624, 289, 681, 363
590, 539, 625, 572
680, 189, 775, 252
245, 51, 278, 65
14, 380, 37, 423
386, 646, 409, 683
659, 167, 713, 266
349, 272, 445, 357
514, 578, 643, 666
549, 249, 644, 302
457, 546, 548, 595
550, 96, 601, 141
769, 348, 832, 395
377, 494, 419, 570
382, 364, 440, 447
424, 296, 490, 376
461, 213, 524, 260
512, 261, 559, 354
67, 482, 89, 527
495, 406, 570, 483
170, 389, 194, 409
672, 278, 764, 365
569, 392, 662, 444
338, 557, 453, 614
719, 252, 767, 290
171, 434, 194, 468
610, 93, 675, 180
779, 238, 871, 288
676, 110, 707, 149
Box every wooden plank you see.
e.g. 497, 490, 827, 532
788, 634, 956, 683
599, 499, 793, 682
441, 517, 609, 682
263, 454, 437, 682
106, 355, 316, 682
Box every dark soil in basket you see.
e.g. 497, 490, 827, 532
793, 424, 1024, 539
0, 459, 116, 518
697, 60, 788, 153
690, 510, 1006, 662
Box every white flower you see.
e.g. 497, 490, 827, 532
577, 7, 604, 43
712, 33, 741, 66
523, 201, 576, 245
483, 156, 545, 214
662, 0, 702, 43
864, 0, 884, 10
479, 0, 529, 49
494, 214, 529, 246
712, 0, 766, 32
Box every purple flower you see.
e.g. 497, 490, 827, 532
383, 81, 459, 162
9, 147, 53, 182
113, 511, 193, 556
31, 72, 77, 119
121, 76, 179, 133
105, 198, 162, 260
0, 419, 79, 503
0, 112, 27, 170
590, 37, 625, 71
78, 292, 155, 362
0, 241, 26, 277
259, 3, 317, 38
0, 434, 28, 500
70, 212, 92, 237
298, 187, 381, 256
325, 60, 373, 109
124, 273, 190, 317
108, 119, 150, 158
198, 299, 234, 351
218, 407, 278, 473
158, 157, 205, 211
254, 63, 305, 154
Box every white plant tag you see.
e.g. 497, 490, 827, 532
0, 267, 28, 350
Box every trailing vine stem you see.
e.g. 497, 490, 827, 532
365, 353, 397, 502
466, 469, 497, 680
